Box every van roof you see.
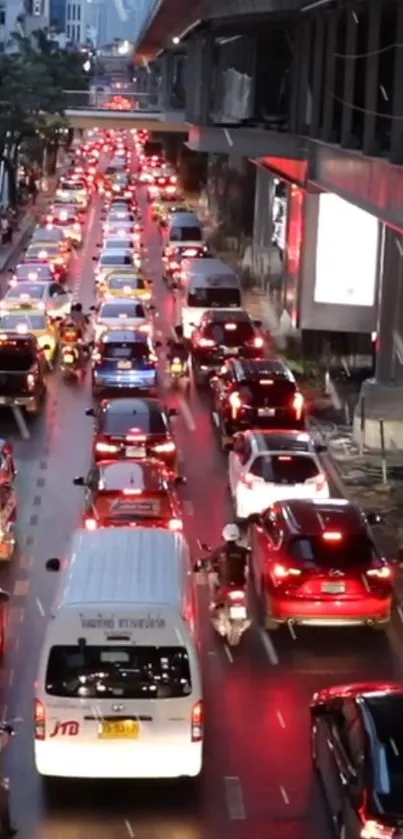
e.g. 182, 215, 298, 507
169, 212, 200, 227
57, 528, 190, 611
184, 258, 237, 279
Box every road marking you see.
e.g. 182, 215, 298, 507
178, 396, 196, 431
224, 644, 233, 663
280, 785, 290, 804
224, 776, 246, 820
258, 627, 279, 665
8, 670, 14, 687
36, 598, 45, 617
13, 579, 29, 597
183, 500, 194, 516
11, 406, 30, 440
124, 819, 134, 838
276, 710, 286, 729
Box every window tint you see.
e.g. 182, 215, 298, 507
170, 226, 202, 242
99, 303, 145, 318
103, 406, 167, 435
204, 320, 254, 346
368, 695, 403, 815
187, 287, 241, 308
9, 284, 44, 300
0, 314, 46, 331
0, 346, 35, 370
288, 535, 377, 567
101, 343, 150, 361
109, 277, 144, 290
100, 254, 132, 266
249, 454, 319, 483
45, 645, 192, 699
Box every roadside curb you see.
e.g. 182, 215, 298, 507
0, 214, 37, 273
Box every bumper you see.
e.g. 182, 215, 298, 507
35, 741, 203, 779
92, 378, 158, 397
0, 394, 37, 410
270, 596, 391, 626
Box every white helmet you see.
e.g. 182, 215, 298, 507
222, 523, 240, 543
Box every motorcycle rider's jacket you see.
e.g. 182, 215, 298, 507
167, 340, 189, 364
209, 543, 248, 589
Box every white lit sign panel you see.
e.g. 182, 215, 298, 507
314, 193, 379, 307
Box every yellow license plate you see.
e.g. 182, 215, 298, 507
98, 720, 139, 740
118, 360, 131, 369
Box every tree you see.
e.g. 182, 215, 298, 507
0, 29, 90, 157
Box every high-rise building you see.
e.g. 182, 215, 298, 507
86, 0, 156, 48
65, 0, 86, 42
48, 0, 66, 31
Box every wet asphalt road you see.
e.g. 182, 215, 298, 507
0, 140, 401, 839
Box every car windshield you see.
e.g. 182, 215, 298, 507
17, 265, 51, 279
100, 303, 145, 318
0, 314, 46, 330
0, 344, 35, 370
27, 246, 58, 257
95, 492, 168, 521
237, 379, 297, 406
8, 284, 44, 300
100, 254, 132, 266
109, 277, 144, 290
170, 226, 202, 242
104, 239, 133, 249
101, 342, 151, 361
288, 534, 377, 567
188, 287, 241, 308
103, 405, 167, 435
250, 454, 319, 483
204, 320, 254, 345
59, 180, 85, 190
368, 695, 403, 817
45, 645, 192, 699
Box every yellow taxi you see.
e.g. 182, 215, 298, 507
25, 242, 70, 271
0, 311, 58, 363
99, 272, 153, 303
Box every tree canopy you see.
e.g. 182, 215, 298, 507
0, 29, 90, 145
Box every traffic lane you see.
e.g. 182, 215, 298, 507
0, 190, 228, 837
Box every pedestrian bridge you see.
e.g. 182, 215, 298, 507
63, 91, 187, 132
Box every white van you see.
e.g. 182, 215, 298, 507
165, 212, 203, 250
180, 258, 242, 338
34, 528, 203, 780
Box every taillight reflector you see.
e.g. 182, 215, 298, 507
168, 518, 183, 532
35, 699, 45, 740
191, 700, 204, 742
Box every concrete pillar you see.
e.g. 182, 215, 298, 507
158, 53, 173, 110
321, 9, 338, 141
390, 1, 403, 164
340, 7, 357, 147
353, 227, 403, 449
310, 14, 325, 136
363, 0, 381, 155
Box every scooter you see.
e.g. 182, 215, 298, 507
194, 545, 251, 647
168, 356, 190, 389
59, 344, 85, 380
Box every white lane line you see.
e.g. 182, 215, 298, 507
224, 776, 246, 820
8, 670, 14, 687
178, 396, 196, 431
87, 206, 95, 234
124, 820, 134, 838
183, 500, 194, 516
397, 604, 403, 623
276, 710, 286, 729
280, 785, 290, 804
224, 644, 233, 664
258, 627, 279, 665
36, 598, 45, 617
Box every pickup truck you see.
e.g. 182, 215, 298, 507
0, 332, 48, 414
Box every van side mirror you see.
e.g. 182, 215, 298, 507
366, 512, 384, 525
85, 408, 95, 416
46, 558, 60, 572
0, 590, 10, 604
73, 476, 85, 486
310, 704, 326, 718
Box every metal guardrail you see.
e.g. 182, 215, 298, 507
63, 90, 161, 112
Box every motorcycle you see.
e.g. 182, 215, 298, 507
59, 344, 84, 380
194, 545, 251, 647
168, 356, 190, 388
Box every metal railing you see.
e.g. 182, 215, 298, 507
63, 90, 161, 112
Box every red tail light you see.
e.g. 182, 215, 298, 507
366, 566, 392, 581
228, 590, 245, 601
198, 337, 214, 347
191, 700, 204, 742
168, 518, 183, 532
85, 518, 97, 531
361, 821, 394, 839
292, 392, 304, 420
229, 391, 242, 419
253, 336, 264, 349
95, 442, 119, 454
34, 699, 45, 740
153, 441, 175, 454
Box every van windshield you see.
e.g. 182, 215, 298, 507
45, 645, 192, 698
188, 287, 241, 308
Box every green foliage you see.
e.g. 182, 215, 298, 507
0, 29, 89, 143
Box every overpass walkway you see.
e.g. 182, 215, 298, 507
63, 91, 187, 132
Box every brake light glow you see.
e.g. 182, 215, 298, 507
366, 566, 392, 580
122, 489, 142, 495
228, 590, 245, 601
169, 261, 178, 269
27, 373, 35, 390
95, 442, 119, 453
272, 563, 301, 579
28, 272, 38, 280
293, 392, 304, 419
182, 249, 198, 257
153, 441, 175, 453
198, 337, 214, 347
322, 531, 343, 542
278, 456, 292, 461
85, 518, 97, 531
229, 391, 242, 419
361, 821, 394, 839
38, 250, 47, 258
166, 185, 176, 193
138, 324, 150, 333
191, 700, 204, 742
34, 699, 45, 740
16, 324, 28, 334
259, 379, 274, 385
241, 472, 254, 488
168, 518, 183, 532
253, 336, 264, 348
46, 215, 53, 222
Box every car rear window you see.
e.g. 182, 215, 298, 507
188, 287, 241, 308
18, 264, 52, 278
109, 276, 144, 290
101, 342, 150, 361
288, 534, 376, 566
104, 239, 133, 250
0, 346, 36, 370
170, 226, 202, 242
250, 454, 319, 483
100, 303, 145, 318
45, 645, 191, 699
0, 314, 46, 331
238, 379, 297, 405
8, 284, 44, 299
204, 320, 254, 345
103, 406, 167, 435
59, 180, 85, 190
100, 254, 132, 266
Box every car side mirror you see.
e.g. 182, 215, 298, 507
46, 558, 60, 572
85, 408, 95, 416
174, 475, 186, 486
0, 590, 10, 604
253, 319, 262, 328
168, 408, 178, 417
73, 476, 85, 486
366, 512, 384, 525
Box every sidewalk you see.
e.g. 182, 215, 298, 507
0, 177, 57, 272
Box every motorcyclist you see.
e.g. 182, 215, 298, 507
208, 523, 249, 609
59, 303, 89, 366
166, 325, 189, 369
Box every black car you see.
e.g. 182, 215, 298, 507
211, 358, 305, 446
0, 332, 47, 414
311, 682, 403, 839
88, 397, 179, 473
190, 309, 264, 385
91, 329, 161, 398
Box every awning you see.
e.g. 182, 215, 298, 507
186, 124, 307, 159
